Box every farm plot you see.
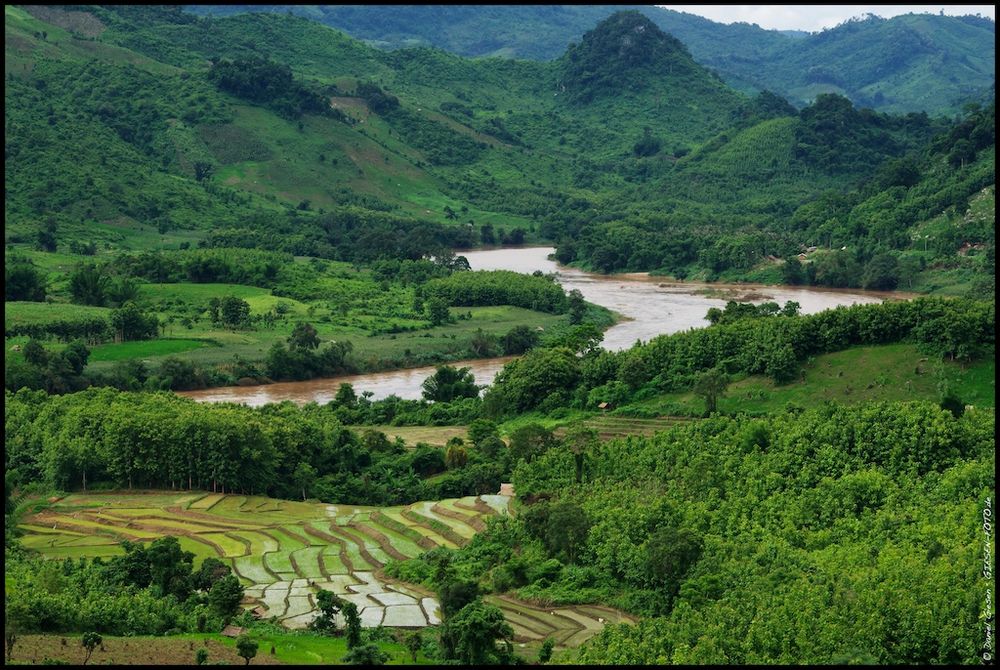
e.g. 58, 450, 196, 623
487, 595, 638, 649
554, 414, 691, 441
411, 500, 478, 540
18, 491, 634, 645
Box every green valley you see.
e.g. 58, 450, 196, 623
4, 4, 995, 667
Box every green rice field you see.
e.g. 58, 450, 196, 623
19, 491, 633, 648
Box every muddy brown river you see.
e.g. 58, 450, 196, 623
180, 247, 895, 405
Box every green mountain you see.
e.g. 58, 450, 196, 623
186, 5, 995, 115
5, 5, 994, 295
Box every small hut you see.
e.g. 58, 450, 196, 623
221, 625, 247, 638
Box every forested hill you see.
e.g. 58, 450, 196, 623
185, 4, 996, 115
5, 5, 995, 297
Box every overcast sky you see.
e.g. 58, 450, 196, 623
657, 5, 996, 32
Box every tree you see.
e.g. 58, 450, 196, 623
445, 442, 468, 469
439, 599, 514, 665
192, 557, 231, 592
208, 574, 244, 618
81, 632, 102, 666
37, 219, 57, 252
334, 383, 357, 407
438, 575, 479, 619
342, 642, 388, 665
862, 253, 899, 290
310, 589, 342, 634
105, 276, 140, 307
545, 500, 590, 564
193, 161, 214, 182
562, 425, 598, 484
469, 328, 498, 357
646, 526, 703, 593
421, 365, 479, 402
195, 648, 209, 665
404, 632, 422, 662
780, 300, 800, 318
477, 435, 506, 460
147, 536, 194, 600
292, 462, 316, 501
501, 325, 540, 355
781, 256, 805, 285
480, 223, 496, 245
467, 419, 498, 447
61, 340, 90, 376
110, 302, 158, 342
633, 126, 662, 157
5, 263, 47, 301
219, 296, 252, 329
947, 138, 975, 168
538, 638, 555, 663
5, 596, 33, 664
69, 264, 109, 306
487, 347, 580, 414
764, 342, 797, 383
693, 368, 728, 415
567, 289, 587, 324
508, 424, 556, 464
22, 339, 49, 367
236, 635, 258, 665
897, 255, 922, 289
425, 296, 450, 326
342, 601, 362, 648
288, 322, 321, 351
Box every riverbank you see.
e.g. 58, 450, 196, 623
179, 247, 903, 405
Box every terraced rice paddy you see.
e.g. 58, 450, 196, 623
19, 492, 633, 648
554, 414, 692, 440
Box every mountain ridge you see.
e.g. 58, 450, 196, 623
184, 5, 995, 114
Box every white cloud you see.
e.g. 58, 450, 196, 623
657, 5, 995, 32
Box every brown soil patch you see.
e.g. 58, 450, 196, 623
347, 522, 408, 561
7, 634, 282, 665
329, 525, 385, 569
454, 497, 498, 517
400, 508, 467, 546
21, 6, 106, 37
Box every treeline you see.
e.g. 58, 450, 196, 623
484, 297, 995, 415
107, 247, 293, 287
422, 270, 569, 313
5, 314, 111, 344
412, 402, 994, 664
208, 57, 341, 121
4, 388, 500, 506
202, 207, 478, 263
6, 536, 244, 637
